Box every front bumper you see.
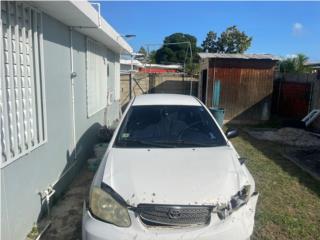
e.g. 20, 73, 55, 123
82, 193, 258, 240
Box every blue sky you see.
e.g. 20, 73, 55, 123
99, 1, 320, 61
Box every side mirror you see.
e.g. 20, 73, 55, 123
225, 128, 238, 139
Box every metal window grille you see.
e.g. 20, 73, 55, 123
86, 38, 108, 117
1, 2, 47, 166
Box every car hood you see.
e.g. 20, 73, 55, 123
102, 146, 248, 206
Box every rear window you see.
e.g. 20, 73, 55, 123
114, 105, 226, 148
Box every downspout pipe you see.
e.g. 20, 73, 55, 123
69, 27, 77, 159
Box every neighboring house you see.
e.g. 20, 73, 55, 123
198, 53, 279, 124
306, 62, 320, 79
140, 64, 183, 73
0, 1, 132, 240
120, 60, 183, 74
120, 59, 143, 74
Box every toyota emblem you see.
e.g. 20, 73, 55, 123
168, 208, 181, 219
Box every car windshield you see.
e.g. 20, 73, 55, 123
114, 105, 227, 148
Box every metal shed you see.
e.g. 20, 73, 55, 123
198, 53, 279, 124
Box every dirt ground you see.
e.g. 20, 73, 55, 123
39, 167, 94, 240
246, 127, 320, 181
246, 127, 320, 147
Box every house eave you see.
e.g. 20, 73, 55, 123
31, 1, 133, 54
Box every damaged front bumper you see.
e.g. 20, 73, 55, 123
82, 192, 259, 240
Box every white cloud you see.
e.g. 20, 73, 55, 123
292, 22, 303, 35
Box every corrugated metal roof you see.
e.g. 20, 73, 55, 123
306, 62, 320, 67
120, 59, 144, 67
198, 53, 280, 61
119, 60, 182, 69
145, 64, 183, 69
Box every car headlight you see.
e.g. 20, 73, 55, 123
217, 185, 251, 219
89, 186, 131, 227
230, 185, 251, 210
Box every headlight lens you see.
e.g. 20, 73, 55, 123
217, 185, 251, 219
89, 186, 131, 227
230, 185, 251, 210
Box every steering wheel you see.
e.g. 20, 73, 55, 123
177, 121, 202, 140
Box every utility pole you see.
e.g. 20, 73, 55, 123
118, 34, 136, 100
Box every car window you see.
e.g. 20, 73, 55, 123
114, 105, 227, 148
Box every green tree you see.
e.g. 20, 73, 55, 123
279, 54, 311, 73
201, 31, 218, 53
155, 33, 199, 64
217, 26, 252, 53
148, 50, 157, 64
279, 58, 296, 73
202, 26, 252, 53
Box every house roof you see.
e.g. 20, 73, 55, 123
198, 53, 280, 61
120, 60, 183, 70
306, 62, 320, 68
31, 1, 132, 54
120, 59, 144, 67
144, 64, 183, 69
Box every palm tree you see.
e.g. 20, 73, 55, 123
279, 58, 295, 73
279, 53, 311, 73
294, 54, 311, 73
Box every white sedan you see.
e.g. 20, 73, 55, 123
82, 94, 258, 240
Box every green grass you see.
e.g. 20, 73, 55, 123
230, 128, 320, 240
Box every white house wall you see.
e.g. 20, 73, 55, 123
1, 12, 121, 240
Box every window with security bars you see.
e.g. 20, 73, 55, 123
1, 2, 47, 166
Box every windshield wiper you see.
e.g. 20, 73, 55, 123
119, 138, 174, 148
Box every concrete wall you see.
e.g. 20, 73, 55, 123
1, 13, 120, 240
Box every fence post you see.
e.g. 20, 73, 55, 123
129, 72, 132, 99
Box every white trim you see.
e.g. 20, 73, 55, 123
31, 1, 132, 54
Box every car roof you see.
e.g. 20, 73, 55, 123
132, 94, 202, 106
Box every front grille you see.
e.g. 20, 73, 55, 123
136, 204, 212, 226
